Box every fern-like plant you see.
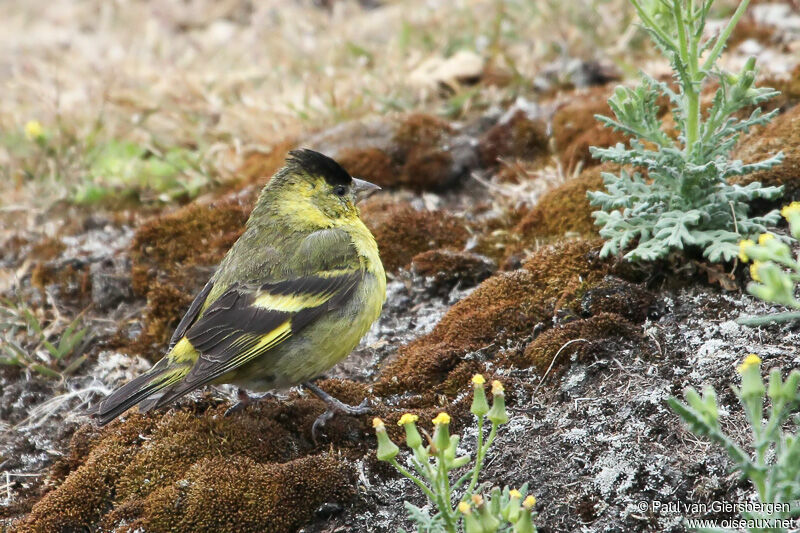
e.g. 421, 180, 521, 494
588, 0, 784, 262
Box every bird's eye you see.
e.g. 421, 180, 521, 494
333, 185, 347, 197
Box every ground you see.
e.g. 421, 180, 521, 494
1, 1, 800, 532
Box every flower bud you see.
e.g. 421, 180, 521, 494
513, 496, 537, 533
373, 418, 399, 462
503, 489, 522, 523
471, 374, 490, 417
738, 239, 754, 262
460, 501, 484, 533
488, 381, 509, 425
398, 413, 422, 450
432, 412, 451, 454
737, 354, 765, 401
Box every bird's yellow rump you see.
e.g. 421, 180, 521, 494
92, 149, 386, 427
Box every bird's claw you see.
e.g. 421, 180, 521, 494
224, 389, 274, 417
308, 391, 373, 444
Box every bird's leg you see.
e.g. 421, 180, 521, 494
224, 388, 275, 417
303, 381, 371, 443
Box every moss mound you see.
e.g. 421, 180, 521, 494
360, 197, 470, 272
551, 87, 614, 159
477, 111, 549, 166
562, 124, 627, 172
513, 312, 647, 373
514, 164, 609, 242
732, 103, 800, 200
411, 249, 496, 292
376, 239, 612, 395
19, 395, 360, 533
336, 113, 459, 191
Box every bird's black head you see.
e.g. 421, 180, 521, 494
287, 148, 353, 187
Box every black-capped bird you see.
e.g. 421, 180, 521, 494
92, 149, 386, 433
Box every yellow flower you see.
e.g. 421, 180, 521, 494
458, 501, 471, 514
523, 495, 536, 509
372, 417, 385, 430
509, 489, 522, 499
781, 202, 800, 219
471, 494, 484, 506
737, 354, 762, 375
750, 261, 763, 282
491, 380, 504, 395
24, 120, 44, 141
738, 239, 754, 262
397, 413, 418, 426
758, 233, 775, 245
432, 412, 451, 425
471, 374, 486, 385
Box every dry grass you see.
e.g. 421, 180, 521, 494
0, 0, 647, 210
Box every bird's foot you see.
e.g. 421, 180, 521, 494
224, 388, 275, 417
303, 382, 371, 444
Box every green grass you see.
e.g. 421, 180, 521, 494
0, 298, 93, 381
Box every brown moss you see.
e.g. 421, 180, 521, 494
411, 249, 496, 291
478, 111, 549, 166
514, 164, 610, 243
329, 114, 460, 191
20, 397, 360, 533
728, 17, 776, 48
117, 454, 355, 533
552, 86, 615, 157
360, 197, 469, 273
130, 200, 250, 295
337, 147, 396, 188
562, 123, 628, 171
393, 113, 454, 150
732, 103, 800, 201
514, 312, 645, 373
579, 276, 655, 323
235, 139, 295, 185
28, 237, 65, 261
377, 239, 611, 395
30, 262, 92, 306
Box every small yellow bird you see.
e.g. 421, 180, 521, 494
92, 149, 386, 433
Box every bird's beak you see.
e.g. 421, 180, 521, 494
352, 177, 381, 199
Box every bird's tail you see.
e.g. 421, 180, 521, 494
90, 357, 191, 426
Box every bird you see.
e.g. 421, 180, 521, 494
91, 149, 386, 435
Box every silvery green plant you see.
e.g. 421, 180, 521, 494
588, 0, 784, 262
669, 355, 800, 532
373, 376, 537, 533
737, 203, 800, 325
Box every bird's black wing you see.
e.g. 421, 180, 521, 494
168, 278, 215, 351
